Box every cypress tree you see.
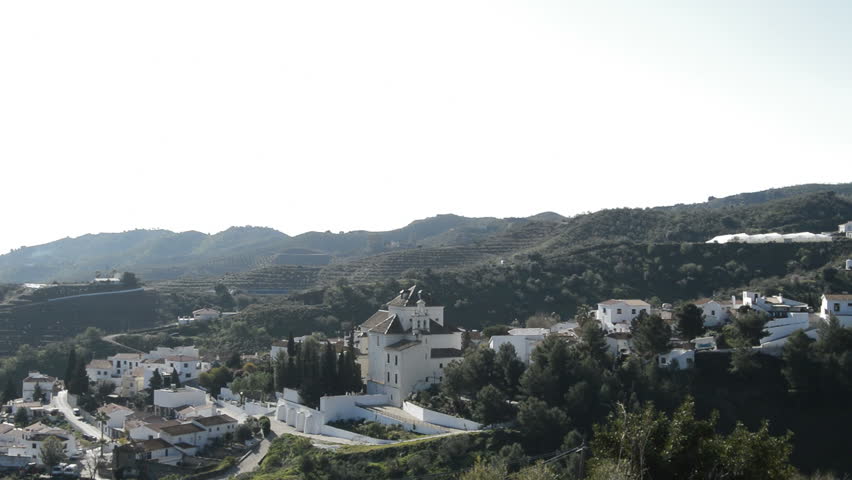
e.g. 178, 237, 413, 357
171, 368, 181, 388
64, 348, 77, 389
149, 369, 163, 391
2, 378, 17, 403
336, 352, 347, 395
286, 356, 298, 389
287, 331, 296, 357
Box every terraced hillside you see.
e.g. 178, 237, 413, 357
0, 288, 159, 356
317, 219, 564, 284
155, 265, 323, 294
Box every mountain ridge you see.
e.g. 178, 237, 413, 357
1, 183, 850, 284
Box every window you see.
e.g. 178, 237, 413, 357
641, 309, 646, 314
439, 376, 443, 382
377, 337, 381, 346
32, 443, 36, 448
711, 310, 715, 316
426, 377, 429, 382
603, 307, 607, 313
116, 369, 121, 375
170, 363, 174, 368
386, 372, 390, 382
394, 356, 398, 366
185, 373, 190, 378
394, 374, 398, 384
631, 309, 636, 314
387, 354, 390, 363
835, 303, 841, 312
184, 363, 188, 368
617, 308, 622, 314
439, 363, 443, 369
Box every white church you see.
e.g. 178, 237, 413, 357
358, 286, 463, 406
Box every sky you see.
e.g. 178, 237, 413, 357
1, 1, 851, 253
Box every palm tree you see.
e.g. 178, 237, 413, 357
94, 411, 109, 458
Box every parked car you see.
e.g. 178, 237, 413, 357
72, 408, 80, 417
82, 434, 96, 442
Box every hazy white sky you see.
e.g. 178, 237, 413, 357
1, 1, 850, 253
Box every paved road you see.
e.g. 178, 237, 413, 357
52, 390, 103, 439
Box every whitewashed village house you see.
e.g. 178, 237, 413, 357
360, 286, 463, 407
693, 298, 736, 327
21, 373, 57, 403
595, 299, 651, 331
488, 328, 549, 364
820, 294, 852, 328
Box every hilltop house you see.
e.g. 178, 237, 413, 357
839, 221, 852, 235
820, 294, 852, 327
596, 300, 650, 331
22, 373, 57, 403
360, 286, 463, 407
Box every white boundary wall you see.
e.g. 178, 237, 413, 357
244, 401, 276, 416
403, 402, 482, 431
320, 394, 389, 422
319, 424, 394, 444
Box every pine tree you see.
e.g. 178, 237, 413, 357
630, 312, 672, 359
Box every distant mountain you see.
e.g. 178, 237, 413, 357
0, 216, 540, 283
1, 183, 850, 285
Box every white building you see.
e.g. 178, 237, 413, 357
693, 299, 736, 327
176, 404, 217, 420
706, 232, 832, 244
596, 299, 651, 331
839, 221, 852, 234
157, 423, 206, 452
820, 294, 852, 328
657, 349, 694, 369
21, 372, 57, 403
488, 328, 549, 364
191, 415, 237, 444
6, 423, 78, 465
85, 359, 113, 383
361, 286, 463, 407
742, 291, 810, 319
97, 403, 135, 430
192, 308, 220, 322
153, 387, 208, 417
134, 438, 183, 465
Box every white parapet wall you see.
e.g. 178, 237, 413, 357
320, 394, 390, 422
319, 424, 395, 444
403, 402, 482, 431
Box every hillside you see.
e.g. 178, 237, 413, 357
1, 183, 850, 287
0, 216, 536, 283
